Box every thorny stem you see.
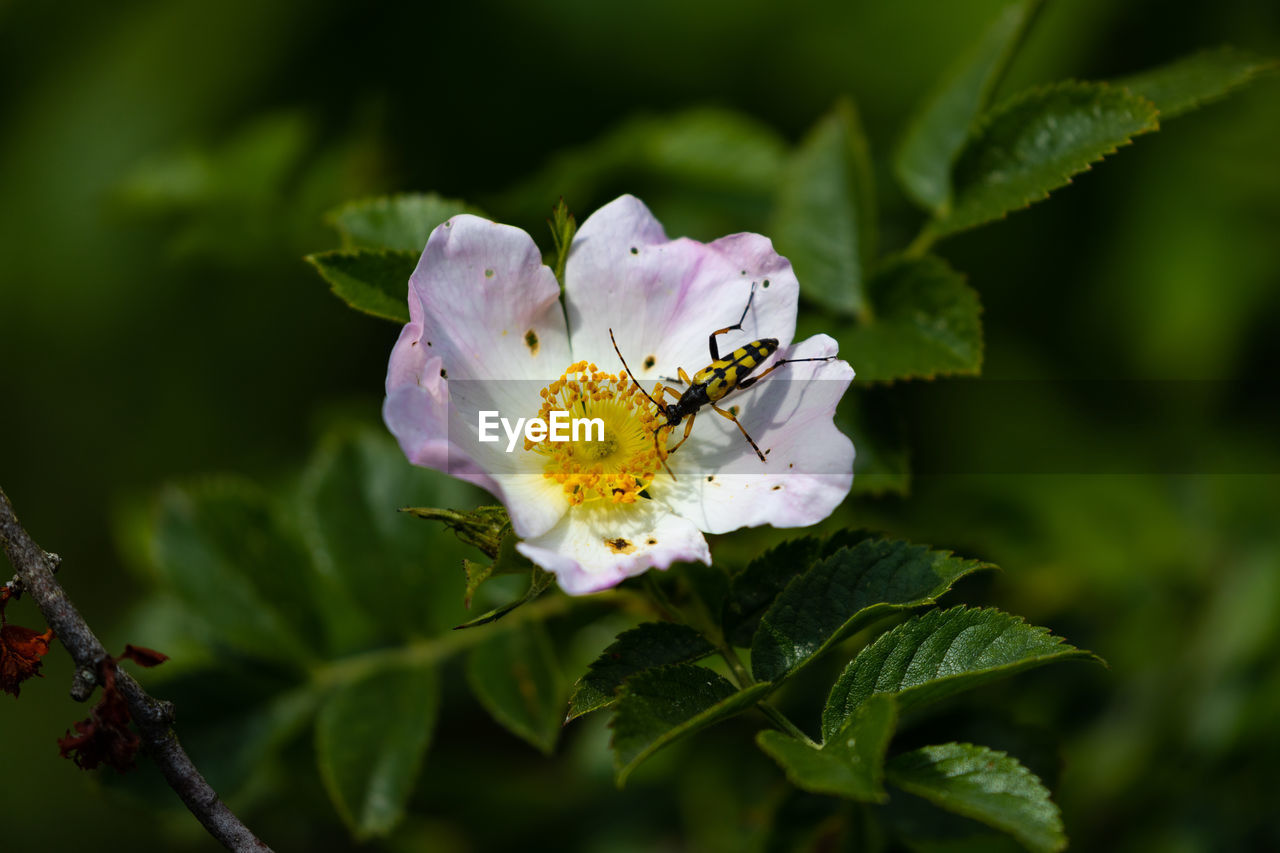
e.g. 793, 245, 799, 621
0, 486, 272, 853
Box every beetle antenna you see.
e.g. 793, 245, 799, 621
609, 328, 666, 413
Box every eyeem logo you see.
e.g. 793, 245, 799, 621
478, 410, 605, 452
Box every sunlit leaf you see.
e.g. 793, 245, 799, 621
756, 694, 897, 802
751, 539, 990, 683
822, 606, 1096, 741
934, 82, 1159, 236
887, 743, 1066, 853
305, 249, 415, 324
329, 193, 482, 252
894, 0, 1041, 214
1114, 46, 1277, 121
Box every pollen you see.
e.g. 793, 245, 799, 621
526, 361, 667, 506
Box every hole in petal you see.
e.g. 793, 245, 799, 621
643, 355, 656, 370
604, 537, 636, 554
525, 330, 540, 355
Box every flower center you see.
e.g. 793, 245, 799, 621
526, 361, 667, 506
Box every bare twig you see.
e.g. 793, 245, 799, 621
0, 485, 272, 852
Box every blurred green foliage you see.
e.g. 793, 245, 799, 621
2, 0, 1279, 851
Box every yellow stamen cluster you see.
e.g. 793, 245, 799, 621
527, 361, 667, 506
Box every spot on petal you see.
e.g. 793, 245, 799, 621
604, 537, 636, 554
440, 368, 448, 379
484, 268, 495, 278
630, 247, 638, 255
525, 329, 540, 355
763, 279, 770, 288
643, 355, 656, 370
706, 475, 714, 482
771, 485, 782, 491
646, 537, 657, 545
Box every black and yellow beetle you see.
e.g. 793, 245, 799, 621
610, 282, 834, 477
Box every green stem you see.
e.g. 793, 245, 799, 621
902, 224, 937, 259
759, 702, 819, 747
310, 590, 605, 689
643, 573, 682, 622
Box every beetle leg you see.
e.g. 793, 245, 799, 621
666, 412, 698, 456
735, 355, 836, 390
711, 402, 766, 462
707, 281, 758, 360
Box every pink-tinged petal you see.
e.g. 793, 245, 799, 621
651, 334, 855, 534
516, 500, 711, 595
407, 214, 570, 383
385, 214, 574, 537
564, 195, 800, 384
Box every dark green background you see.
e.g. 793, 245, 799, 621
2, 0, 1277, 850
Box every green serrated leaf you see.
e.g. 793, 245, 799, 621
610, 664, 772, 786
772, 99, 876, 318
934, 81, 1160, 236
1114, 46, 1277, 121
465, 620, 565, 754
757, 694, 898, 802
316, 661, 439, 840
298, 425, 474, 647
836, 254, 982, 383
751, 539, 991, 684
887, 743, 1066, 853
329, 193, 482, 252
567, 622, 715, 721
894, 0, 1040, 214
150, 480, 323, 664
822, 606, 1097, 741
305, 249, 416, 324
725, 531, 879, 647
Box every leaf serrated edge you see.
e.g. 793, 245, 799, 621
1114, 46, 1280, 121
887, 742, 1067, 853
849, 254, 985, 385
933, 79, 1161, 238
608, 667, 773, 787
566, 622, 714, 722
304, 248, 417, 324
752, 541, 997, 684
